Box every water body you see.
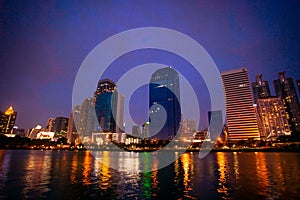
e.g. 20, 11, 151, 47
0, 150, 299, 199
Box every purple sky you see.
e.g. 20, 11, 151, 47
1, 0, 300, 130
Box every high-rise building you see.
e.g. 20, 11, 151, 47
149, 67, 181, 140
251, 74, 271, 104
273, 72, 300, 131
142, 122, 150, 138
208, 110, 223, 141
94, 79, 117, 101
67, 105, 81, 143
181, 119, 196, 142
132, 125, 141, 137
52, 117, 69, 136
95, 79, 124, 134
257, 96, 291, 138
0, 106, 17, 134
297, 80, 300, 96
78, 97, 97, 138
221, 68, 260, 141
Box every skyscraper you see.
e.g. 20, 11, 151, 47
257, 96, 291, 138
79, 97, 97, 138
52, 117, 69, 136
297, 80, 300, 95
273, 72, 300, 131
181, 119, 196, 142
149, 67, 181, 140
94, 79, 117, 101
95, 79, 124, 134
0, 106, 17, 134
221, 68, 260, 141
67, 105, 81, 143
208, 110, 223, 141
251, 74, 271, 103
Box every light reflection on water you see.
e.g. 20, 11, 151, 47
0, 150, 299, 199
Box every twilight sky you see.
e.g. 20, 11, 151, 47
1, 0, 300, 130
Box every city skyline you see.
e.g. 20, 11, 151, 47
3, 67, 299, 137
1, 1, 300, 130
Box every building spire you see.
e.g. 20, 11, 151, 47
5, 106, 14, 115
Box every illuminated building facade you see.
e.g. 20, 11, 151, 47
94, 79, 117, 101
273, 72, 300, 131
181, 120, 196, 141
251, 74, 271, 103
28, 125, 42, 139
257, 96, 291, 138
142, 122, 150, 138
46, 118, 54, 132
95, 79, 124, 134
0, 106, 17, 134
52, 117, 69, 137
149, 67, 181, 140
78, 97, 97, 138
221, 68, 260, 141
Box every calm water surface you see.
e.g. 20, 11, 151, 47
0, 150, 299, 199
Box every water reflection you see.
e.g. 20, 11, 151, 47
254, 152, 270, 197
0, 150, 299, 199
82, 151, 93, 185
23, 151, 51, 198
180, 153, 194, 198
216, 152, 230, 199
233, 152, 239, 182
0, 151, 10, 199
98, 151, 111, 190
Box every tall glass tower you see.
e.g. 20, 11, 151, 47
251, 74, 271, 104
149, 67, 181, 140
95, 79, 124, 133
273, 72, 300, 132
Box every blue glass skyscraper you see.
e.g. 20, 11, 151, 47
95, 79, 124, 133
149, 67, 181, 140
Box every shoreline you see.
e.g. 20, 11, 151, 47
0, 147, 299, 153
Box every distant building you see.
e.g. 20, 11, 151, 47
132, 125, 141, 137
181, 120, 196, 141
0, 106, 17, 134
79, 97, 97, 139
95, 79, 124, 135
15, 128, 26, 137
52, 117, 69, 136
273, 72, 300, 131
149, 67, 181, 140
36, 131, 55, 140
208, 110, 223, 141
251, 74, 271, 104
257, 96, 291, 138
46, 118, 54, 132
28, 125, 42, 139
67, 105, 81, 143
297, 80, 300, 95
142, 122, 150, 138
221, 68, 260, 141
